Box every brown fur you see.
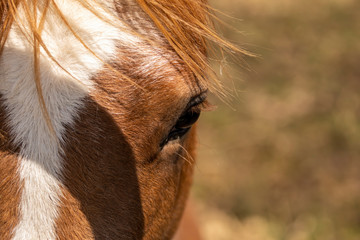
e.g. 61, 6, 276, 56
0, 0, 227, 238
55, 12, 204, 237
0, 97, 21, 240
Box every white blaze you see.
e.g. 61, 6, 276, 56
0, 0, 137, 239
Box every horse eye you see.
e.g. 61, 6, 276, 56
160, 109, 200, 147
176, 109, 200, 129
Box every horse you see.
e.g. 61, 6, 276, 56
0, 0, 239, 239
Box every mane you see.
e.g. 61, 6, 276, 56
0, 0, 247, 130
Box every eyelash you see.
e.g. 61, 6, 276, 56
160, 107, 200, 148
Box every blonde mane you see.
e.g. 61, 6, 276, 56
0, 0, 246, 131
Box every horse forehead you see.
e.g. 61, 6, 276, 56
94, 46, 196, 117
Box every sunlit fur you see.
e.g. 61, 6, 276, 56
0, 0, 243, 239
0, 1, 137, 239
0, 0, 244, 115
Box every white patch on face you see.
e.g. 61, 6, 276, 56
0, 0, 139, 239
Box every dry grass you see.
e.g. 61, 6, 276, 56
193, 0, 360, 239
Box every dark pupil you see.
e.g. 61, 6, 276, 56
161, 110, 200, 147
175, 110, 200, 129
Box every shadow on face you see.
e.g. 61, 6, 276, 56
58, 94, 197, 239
57, 47, 200, 238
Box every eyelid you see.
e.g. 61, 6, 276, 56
196, 99, 216, 112
187, 91, 207, 107
185, 91, 207, 110
186, 93, 216, 113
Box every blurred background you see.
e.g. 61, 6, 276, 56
192, 0, 360, 239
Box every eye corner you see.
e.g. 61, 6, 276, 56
159, 127, 190, 149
